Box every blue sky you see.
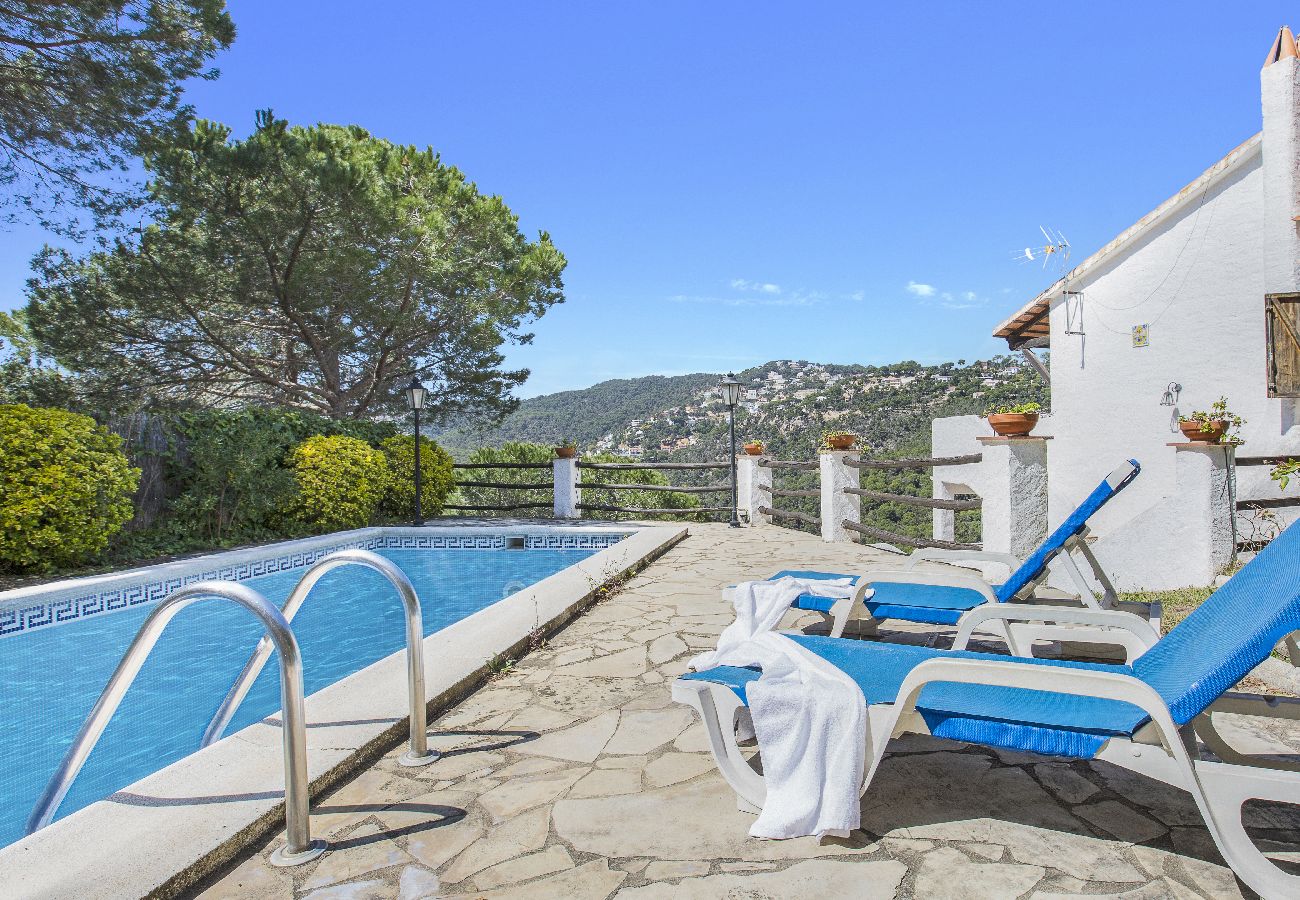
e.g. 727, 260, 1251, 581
1, 2, 1293, 396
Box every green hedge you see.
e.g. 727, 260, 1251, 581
282, 434, 389, 532
0, 404, 140, 571
380, 434, 455, 520
166, 408, 400, 543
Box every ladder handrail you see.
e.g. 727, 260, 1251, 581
25, 581, 326, 866
200, 549, 437, 768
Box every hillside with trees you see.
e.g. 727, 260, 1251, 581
433, 355, 1048, 543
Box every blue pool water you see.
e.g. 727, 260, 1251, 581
0, 546, 597, 848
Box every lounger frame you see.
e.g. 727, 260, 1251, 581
673, 617, 1300, 899
823, 528, 1161, 655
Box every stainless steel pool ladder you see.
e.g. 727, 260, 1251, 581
200, 549, 439, 769
24, 582, 328, 867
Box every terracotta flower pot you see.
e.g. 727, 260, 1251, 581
554, 446, 577, 459
743, 442, 764, 456
826, 434, 856, 450
987, 413, 1039, 437
1179, 420, 1227, 444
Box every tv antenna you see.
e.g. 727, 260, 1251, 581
1012, 227, 1071, 269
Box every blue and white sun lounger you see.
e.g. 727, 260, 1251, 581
772, 460, 1148, 650
676, 520, 1300, 898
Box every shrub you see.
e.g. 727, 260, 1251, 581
0, 404, 140, 571
379, 435, 455, 520
453, 442, 554, 514
166, 407, 400, 543
282, 435, 388, 532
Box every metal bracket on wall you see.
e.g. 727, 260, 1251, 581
1063, 291, 1085, 336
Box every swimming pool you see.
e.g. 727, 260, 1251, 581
0, 531, 622, 849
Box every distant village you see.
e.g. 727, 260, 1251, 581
595, 358, 1028, 457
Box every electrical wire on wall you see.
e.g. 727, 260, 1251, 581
1080, 185, 1220, 337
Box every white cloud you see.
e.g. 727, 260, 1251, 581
669, 292, 816, 308
907, 280, 987, 310
731, 278, 782, 295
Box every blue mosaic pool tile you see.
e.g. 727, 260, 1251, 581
0, 530, 628, 638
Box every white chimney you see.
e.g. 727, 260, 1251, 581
1261, 26, 1300, 292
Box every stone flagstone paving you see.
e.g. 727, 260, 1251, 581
195, 524, 1300, 900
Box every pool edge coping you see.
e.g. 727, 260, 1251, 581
0, 522, 689, 900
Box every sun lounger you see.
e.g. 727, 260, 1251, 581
769, 460, 1150, 653
676, 519, 1300, 898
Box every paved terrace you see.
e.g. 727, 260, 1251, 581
197, 524, 1299, 900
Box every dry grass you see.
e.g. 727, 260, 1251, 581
1121, 582, 1291, 668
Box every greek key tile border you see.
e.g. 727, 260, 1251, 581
0, 529, 629, 639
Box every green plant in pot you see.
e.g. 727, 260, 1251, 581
554, 438, 577, 459
982, 402, 1042, 437
1178, 396, 1245, 445
820, 430, 857, 451
743, 439, 765, 456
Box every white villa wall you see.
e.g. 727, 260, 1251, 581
930, 46, 1300, 587
1045, 148, 1280, 536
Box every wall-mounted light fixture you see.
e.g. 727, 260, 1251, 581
1159, 382, 1182, 407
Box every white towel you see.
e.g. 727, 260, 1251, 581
702, 577, 857, 659
690, 580, 867, 840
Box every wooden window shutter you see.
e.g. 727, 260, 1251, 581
1266, 293, 1300, 397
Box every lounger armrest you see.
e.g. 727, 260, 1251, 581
841, 569, 1000, 603
952, 604, 1161, 652
891, 656, 1183, 747
904, 548, 1022, 576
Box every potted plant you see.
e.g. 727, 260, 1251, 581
554, 439, 577, 459
1178, 396, 1245, 444
742, 439, 765, 456
983, 402, 1042, 437
821, 430, 857, 451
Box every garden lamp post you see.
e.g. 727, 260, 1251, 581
719, 372, 743, 527
404, 376, 428, 526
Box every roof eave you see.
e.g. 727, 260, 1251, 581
992, 132, 1264, 345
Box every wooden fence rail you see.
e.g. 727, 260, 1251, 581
577, 482, 730, 494
756, 458, 818, 470
1237, 497, 1300, 510
843, 487, 981, 511
1233, 455, 1299, 467
845, 453, 982, 470
841, 520, 980, 551
759, 505, 821, 527
454, 480, 552, 490
452, 461, 552, 470
443, 502, 553, 512
576, 503, 731, 516
578, 461, 730, 471
758, 484, 819, 499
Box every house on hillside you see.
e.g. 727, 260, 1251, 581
932, 26, 1300, 589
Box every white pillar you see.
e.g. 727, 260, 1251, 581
1087, 443, 1233, 590
1173, 444, 1235, 578
975, 437, 1049, 559
932, 483, 957, 543
819, 451, 860, 543
737, 455, 771, 525
553, 457, 579, 518
1262, 28, 1300, 293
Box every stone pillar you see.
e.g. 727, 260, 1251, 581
1172, 443, 1235, 579
975, 437, 1050, 559
932, 486, 956, 544
553, 457, 580, 518
819, 451, 860, 543
737, 455, 772, 525
1262, 28, 1300, 293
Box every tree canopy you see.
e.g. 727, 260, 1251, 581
0, 1, 235, 231
26, 113, 567, 420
